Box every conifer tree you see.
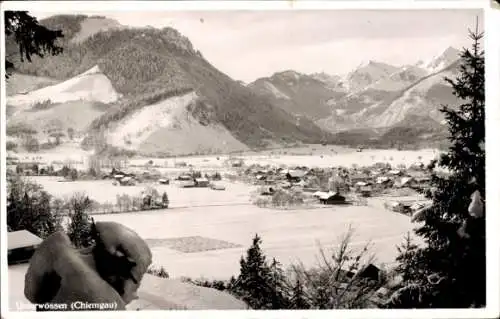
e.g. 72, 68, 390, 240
267, 258, 292, 309
290, 278, 310, 309
231, 234, 291, 309
4, 11, 64, 78
7, 176, 62, 238
388, 20, 485, 308
66, 193, 95, 248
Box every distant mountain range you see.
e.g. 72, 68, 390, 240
250, 45, 461, 149
5, 14, 462, 155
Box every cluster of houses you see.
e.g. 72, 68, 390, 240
175, 171, 225, 190
244, 161, 433, 206
6, 155, 79, 177
108, 168, 140, 186
349, 167, 432, 197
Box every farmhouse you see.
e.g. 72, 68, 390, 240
158, 178, 170, 185
178, 175, 196, 188
374, 162, 390, 169
194, 177, 210, 188
409, 162, 426, 171
318, 191, 346, 205
385, 201, 412, 215
350, 173, 371, 185
410, 201, 433, 214
385, 201, 405, 213
356, 263, 381, 281
255, 174, 267, 182
356, 182, 373, 197
398, 176, 417, 188
230, 159, 244, 167
376, 176, 394, 188
388, 170, 403, 176
175, 161, 188, 167
38, 164, 55, 175
354, 181, 372, 191
285, 170, 307, 183
414, 176, 431, 189
119, 176, 136, 186
178, 174, 194, 181
15, 162, 40, 175
8, 230, 42, 265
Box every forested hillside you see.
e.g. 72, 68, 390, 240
7, 15, 333, 150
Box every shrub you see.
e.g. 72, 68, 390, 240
147, 265, 170, 279
24, 137, 40, 152
289, 227, 384, 309
182, 277, 230, 292
31, 99, 54, 111
6, 123, 38, 136
116, 194, 134, 212
253, 196, 271, 208
70, 168, 78, 181
271, 189, 304, 208
6, 141, 17, 151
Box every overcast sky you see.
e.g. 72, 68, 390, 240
31, 9, 483, 83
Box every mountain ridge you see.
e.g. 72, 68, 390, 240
6, 14, 335, 155
6, 14, 463, 153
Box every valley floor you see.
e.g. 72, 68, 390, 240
8, 147, 433, 310
12, 145, 442, 171
90, 201, 419, 280
28, 176, 423, 279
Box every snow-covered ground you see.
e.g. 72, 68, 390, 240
90, 200, 417, 280
106, 91, 248, 155
11, 147, 441, 174
27, 175, 421, 279
7, 65, 120, 108
31, 177, 252, 207
8, 147, 432, 310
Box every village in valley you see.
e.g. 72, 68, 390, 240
6, 147, 435, 219
4, 7, 487, 312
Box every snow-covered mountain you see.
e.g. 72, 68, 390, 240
249, 70, 345, 120
344, 60, 401, 92
416, 46, 461, 74
250, 46, 463, 148
309, 72, 346, 91
6, 14, 334, 155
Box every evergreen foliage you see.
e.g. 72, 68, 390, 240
290, 278, 310, 309
66, 193, 95, 248
388, 22, 485, 308
7, 176, 63, 238
230, 234, 291, 309
4, 11, 64, 78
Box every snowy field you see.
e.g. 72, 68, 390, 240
30, 177, 252, 208
8, 147, 431, 310
11, 145, 442, 171
90, 202, 418, 280
20, 146, 433, 281
26, 175, 422, 280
